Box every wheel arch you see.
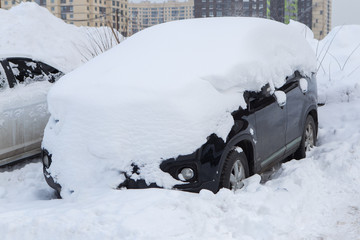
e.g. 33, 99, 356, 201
219, 134, 256, 180
308, 108, 318, 134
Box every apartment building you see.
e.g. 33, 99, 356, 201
194, 0, 331, 39
1, 0, 128, 35
194, 0, 267, 18
312, 0, 331, 39
128, 0, 194, 35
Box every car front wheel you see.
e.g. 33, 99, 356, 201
219, 150, 249, 191
294, 115, 317, 159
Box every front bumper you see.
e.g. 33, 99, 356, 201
42, 133, 225, 194
41, 150, 61, 195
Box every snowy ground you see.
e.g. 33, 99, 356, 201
0, 98, 359, 240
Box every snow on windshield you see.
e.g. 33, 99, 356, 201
43, 17, 316, 195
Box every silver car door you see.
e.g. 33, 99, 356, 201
7, 58, 52, 159
0, 60, 24, 165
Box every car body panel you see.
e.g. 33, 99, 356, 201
0, 57, 62, 166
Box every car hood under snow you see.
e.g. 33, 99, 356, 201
43, 17, 316, 195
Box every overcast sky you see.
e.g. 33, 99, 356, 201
332, 0, 360, 28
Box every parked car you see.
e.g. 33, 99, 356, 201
0, 57, 63, 166
41, 17, 318, 196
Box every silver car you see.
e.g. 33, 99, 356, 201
0, 57, 63, 166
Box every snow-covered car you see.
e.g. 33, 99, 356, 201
0, 57, 63, 166
41, 17, 318, 196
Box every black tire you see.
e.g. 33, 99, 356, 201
219, 150, 249, 191
294, 115, 317, 160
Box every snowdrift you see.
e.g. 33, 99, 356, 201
315, 25, 360, 103
0, 2, 122, 73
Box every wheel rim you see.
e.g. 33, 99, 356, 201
229, 160, 245, 190
305, 123, 314, 151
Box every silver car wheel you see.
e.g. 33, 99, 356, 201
305, 123, 314, 151
230, 160, 246, 190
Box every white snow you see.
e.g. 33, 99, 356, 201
0, 18, 359, 240
0, 96, 360, 239
315, 25, 360, 104
0, 2, 122, 73
299, 78, 308, 93
42, 17, 316, 194
274, 90, 286, 107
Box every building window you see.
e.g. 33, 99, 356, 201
51, 7, 55, 11
60, 0, 66, 3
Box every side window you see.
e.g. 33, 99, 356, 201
279, 77, 299, 93
6, 58, 62, 84
38, 62, 64, 83
0, 62, 9, 90
244, 84, 274, 112
7, 58, 44, 84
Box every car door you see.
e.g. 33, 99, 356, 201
281, 73, 308, 154
0, 59, 24, 164
6, 58, 54, 157
247, 86, 287, 171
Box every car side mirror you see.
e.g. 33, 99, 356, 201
274, 90, 286, 108
299, 78, 308, 94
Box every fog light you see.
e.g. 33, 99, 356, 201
42, 154, 51, 168
179, 168, 194, 181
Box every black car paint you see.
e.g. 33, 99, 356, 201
43, 71, 318, 194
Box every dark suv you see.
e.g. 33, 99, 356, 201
121, 71, 318, 192
41, 18, 318, 195
43, 71, 317, 194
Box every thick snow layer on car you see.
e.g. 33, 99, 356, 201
42, 17, 316, 195
0, 3, 121, 73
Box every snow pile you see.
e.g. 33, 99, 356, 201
42, 17, 316, 195
0, 3, 121, 73
315, 25, 360, 103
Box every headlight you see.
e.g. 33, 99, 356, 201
178, 167, 194, 181
42, 150, 52, 168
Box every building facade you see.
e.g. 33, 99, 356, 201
312, 0, 331, 39
1, 0, 331, 39
128, 0, 194, 36
194, 0, 331, 39
1, 0, 129, 35
194, 0, 267, 18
